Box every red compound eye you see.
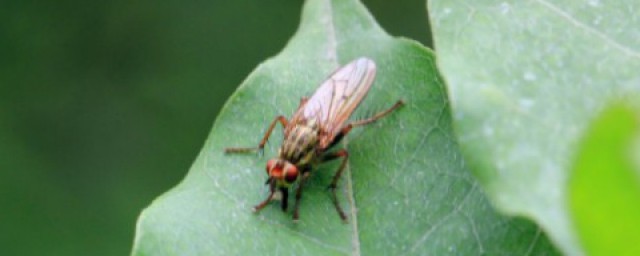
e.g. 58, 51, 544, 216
266, 159, 277, 175
283, 164, 299, 184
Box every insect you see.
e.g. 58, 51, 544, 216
225, 57, 403, 221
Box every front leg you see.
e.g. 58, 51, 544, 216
253, 179, 276, 212
224, 115, 288, 154
280, 187, 289, 211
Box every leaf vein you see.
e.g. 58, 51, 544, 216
533, 0, 640, 58
407, 183, 477, 253
525, 227, 542, 256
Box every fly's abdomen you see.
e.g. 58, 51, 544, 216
280, 124, 319, 167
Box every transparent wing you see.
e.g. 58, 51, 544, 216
291, 57, 376, 149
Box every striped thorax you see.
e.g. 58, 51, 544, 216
280, 118, 320, 168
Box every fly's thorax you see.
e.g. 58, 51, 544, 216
280, 120, 320, 167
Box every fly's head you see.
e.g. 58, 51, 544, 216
266, 158, 299, 188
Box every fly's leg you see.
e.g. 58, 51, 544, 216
320, 149, 350, 221
299, 96, 309, 106
325, 100, 404, 149
280, 187, 289, 211
317, 100, 403, 219
253, 180, 276, 212
292, 172, 311, 222
350, 100, 404, 127
224, 116, 288, 154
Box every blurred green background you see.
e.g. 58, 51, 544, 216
0, 1, 431, 255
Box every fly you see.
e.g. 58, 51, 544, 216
225, 57, 403, 221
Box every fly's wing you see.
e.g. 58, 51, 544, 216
292, 57, 376, 149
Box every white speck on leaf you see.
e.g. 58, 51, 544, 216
500, 2, 510, 14
588, 0, 601, 7
518, 98, 535, 110
523, 71, 537, 81
496, 160, 506, 175
592, 16, 602, 25
483, 125, 494, 136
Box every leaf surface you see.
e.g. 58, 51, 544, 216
132, 0, 557, 255
429, 0, 640, 254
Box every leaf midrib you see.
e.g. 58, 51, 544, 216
320, 0, 360, 255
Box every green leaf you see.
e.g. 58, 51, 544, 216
132, 0, 557, 255
569, 101, 640, 256
428, 0, 640, 254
